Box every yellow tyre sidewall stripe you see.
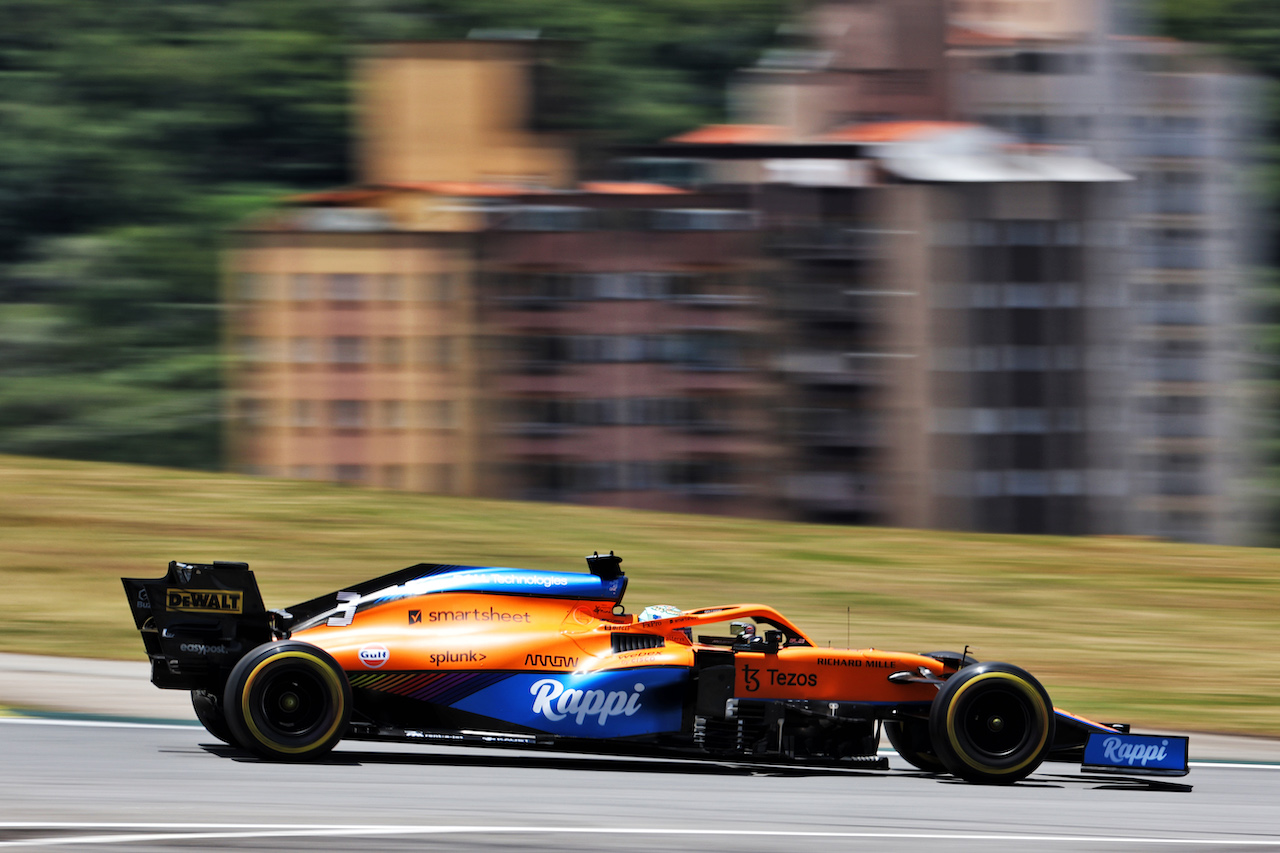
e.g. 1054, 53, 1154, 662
944, 671, 1049, 777
240, 650, 346, 755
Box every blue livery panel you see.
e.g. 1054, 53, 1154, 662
371, 567, 628, 606
1083, 732, 1189, 776
453, 667, 688, 738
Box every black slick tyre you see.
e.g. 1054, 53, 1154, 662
191, 689, 235, 745
883, 717, 946, 772
928, 661, 1054, 784
224, 641, 351, 761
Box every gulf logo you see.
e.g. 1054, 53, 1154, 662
358, 644, 390, 669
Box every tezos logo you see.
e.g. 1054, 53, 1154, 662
358, 644, 390, 669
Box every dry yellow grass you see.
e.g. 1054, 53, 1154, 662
2, 453, 1278, 735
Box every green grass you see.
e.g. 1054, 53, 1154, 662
2, 453, 1279, 736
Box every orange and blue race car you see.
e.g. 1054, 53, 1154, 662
122, 552, 1188, 784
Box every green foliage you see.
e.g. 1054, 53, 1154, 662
5, 453, 1280, 734
0, 0, 788, 470
1153, 0, 1280, 252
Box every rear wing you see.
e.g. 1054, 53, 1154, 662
122, 561, 273, 691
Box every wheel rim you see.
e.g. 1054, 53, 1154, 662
956, 686, 1033, 759
246, 660, 336, 744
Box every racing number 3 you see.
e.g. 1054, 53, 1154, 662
327, 591, 358, 627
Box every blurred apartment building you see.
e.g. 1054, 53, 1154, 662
226, 3, 1257, 543
705, 0, 1256, 541
226, 41, 783, 518
944, 0, 1258, 542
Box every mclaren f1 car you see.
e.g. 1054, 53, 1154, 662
122, 552, 1188, 784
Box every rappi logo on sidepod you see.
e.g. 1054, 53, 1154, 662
358, 644, 390, 668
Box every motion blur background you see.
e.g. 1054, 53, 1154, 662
1, 0, 1275, 545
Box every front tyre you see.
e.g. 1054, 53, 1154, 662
928, 661, 1054, 784
224, 641, 351, 761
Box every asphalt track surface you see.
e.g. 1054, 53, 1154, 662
3, 717, 1280, 852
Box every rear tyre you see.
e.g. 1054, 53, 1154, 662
883, 717, 945, 772
928, 661, 1054, 784
224, 641, 351, 761
191, 689, 235, 745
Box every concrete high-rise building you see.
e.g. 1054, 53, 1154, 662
225, 42, 783, 519
224, 41, 574, 498
226, 12, 1259, 544
653, 123, 1130, 533
948, 0, 1259, 542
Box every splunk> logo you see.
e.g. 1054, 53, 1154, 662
530, 678, 645, 726
1101, 736, 1170, 767
359, 644, 390, 669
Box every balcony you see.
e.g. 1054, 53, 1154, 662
1141, 472, 1213, 496
775, 351, 891, 387
502, 422, 577, 438
1140, 359, 1209, 383
1140, 301, 1208, 326
782, 472, 878, 513
1144, 414, 1211, 438
770, 225, 879, 262
788, 410, 880, 448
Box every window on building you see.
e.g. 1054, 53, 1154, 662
378, 337, 404, 366
379, 400, 406, 429
379, 274, 404, 301
1005, 220, 1050, 283
670, 332, 748, 370
419, 400, 457, 430
650, 209, 754, 231
1007, 470, 1050, 496
1008, 408, 1049, 434
235, 273, 269, 301
424, 463, 456, 493
330, 400, 366, 429
236, 336, 265, 365
330, 336, 367, 365
237, 398, 266, 428
290, 337, 317, 364
291, 400, 317, 428
1004, 346, 1050, 371
329, 274, 364, 301
503, 206, 588, 231
334, 464, 365, 484
290, 274, 314, 301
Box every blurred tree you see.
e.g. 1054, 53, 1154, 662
1155, 0, 1280, 260
0, 0, 789, 470
1155, 0, 1280, 541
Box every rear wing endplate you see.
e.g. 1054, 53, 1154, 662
121, 560, 272, 691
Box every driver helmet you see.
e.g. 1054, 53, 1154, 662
638, 604, 682, 623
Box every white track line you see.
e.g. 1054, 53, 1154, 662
0, 824, 1279, 848
2, 716, 1276, 769
0, 718, 195, 731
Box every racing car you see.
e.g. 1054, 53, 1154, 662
122, 552, 1188, 784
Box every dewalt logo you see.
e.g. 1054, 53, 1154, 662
166, 589, 243, 614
